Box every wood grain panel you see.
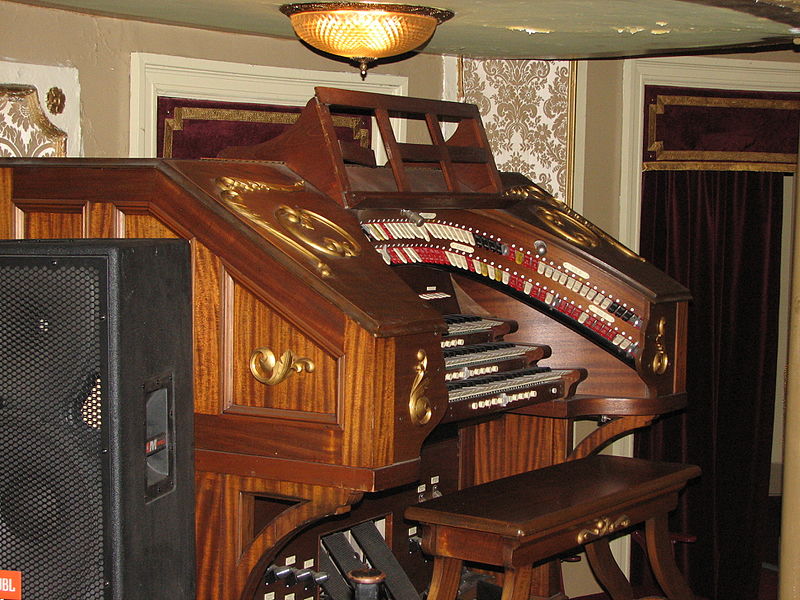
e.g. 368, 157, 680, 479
23, 207, 83, 238
195, 469, 360, 600
0, 169, 12, 238
342, 322, 394, 467
193, 240, 223, 414
124, 212, 181, 238
85, 201, 119, 237
463, 413, 570, 486
230, 278, 339, 417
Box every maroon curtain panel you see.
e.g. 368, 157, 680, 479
638, 170, 784, 600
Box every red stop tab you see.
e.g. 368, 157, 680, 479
0, 571, 21, 600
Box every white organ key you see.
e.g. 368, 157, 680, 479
502, 270, 510, 284
523, 281, 533, 294
388, 222, 404, 239
403, 222, 420, 239
416, 222, 431, 241
368, 223, 387, 241
405, 247, 422, 262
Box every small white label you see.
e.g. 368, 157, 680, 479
450, 241, 475, 254
285, 555, 296, 566
588, 304, 615, 323
563, 261, 590, 280
303, 559, 314, 569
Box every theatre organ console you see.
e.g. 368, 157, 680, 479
0, 87, 689, 600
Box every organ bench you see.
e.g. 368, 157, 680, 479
405, 456, 700, 600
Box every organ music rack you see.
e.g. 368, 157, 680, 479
0, 87, 690, 600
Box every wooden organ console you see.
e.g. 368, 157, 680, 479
0, 87, 689, 600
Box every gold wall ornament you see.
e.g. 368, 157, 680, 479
249, 347, 316, 386
46, 87, 66, 115
215, 176, 336, 277
408, 349, 432, 426
576, 514, 631, 544
650, 316, 670, 375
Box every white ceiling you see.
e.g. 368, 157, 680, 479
7, 0, 800, 59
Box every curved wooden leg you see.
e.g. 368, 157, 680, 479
427, 557, 463, 600
645, 514, 695, 600
584, 537, 634, 600
500, 566, 533, 600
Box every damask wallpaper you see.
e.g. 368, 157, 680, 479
462, 59, 574, 203
0, 85, 66, 157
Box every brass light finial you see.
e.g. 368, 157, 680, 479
280, 2, 454, 77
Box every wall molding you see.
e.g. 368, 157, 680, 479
619, 56, 800, 250
129, 53, 408, 158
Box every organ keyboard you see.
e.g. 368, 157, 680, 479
0, 86, 690, 600
438, 313, 583, 423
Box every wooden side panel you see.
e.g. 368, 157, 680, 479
0, 169, 12, 238
23, 205, 83, 238
463, 413, 569, 486
229, 277, 340, 418
341, 323, 394, 467
85, 201, 119, 237
124, 211, 181, 238
195, 470, 360, 600
193, 239, 223, 415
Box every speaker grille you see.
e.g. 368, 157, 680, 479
0, 259, 107, 598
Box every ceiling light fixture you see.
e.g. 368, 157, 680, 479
280, 2, 454, 78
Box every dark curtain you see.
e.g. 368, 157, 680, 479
637, 169, 784, 600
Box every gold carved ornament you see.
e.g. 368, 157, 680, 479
408, 349, 432, 426
249, 347, 315, 386
650, 316, 670, 376
215, 176, 361, 278
504, 185, 643, 261
576, 515, 631, 544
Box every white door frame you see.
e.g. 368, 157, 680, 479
129, 53, 409, 159
619, 55, 800, 251
620, 55, 800, 600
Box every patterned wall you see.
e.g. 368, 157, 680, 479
0, 85, 66, 157
462, 59, 573, 203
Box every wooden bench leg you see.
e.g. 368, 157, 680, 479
584, 537, 634, 600
427, 557, 463, 600
645, 515, 695, 600
499, 566, 533, 600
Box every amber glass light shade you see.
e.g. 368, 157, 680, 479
281, 3, 453, 75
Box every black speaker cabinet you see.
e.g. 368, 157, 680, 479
0, 239, 194, 599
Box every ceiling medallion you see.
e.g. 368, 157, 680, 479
280, 2, 454, 77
